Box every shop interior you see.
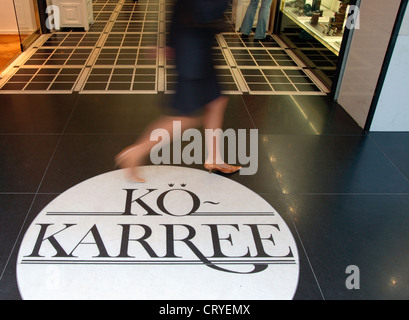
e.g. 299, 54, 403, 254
276, 0, 353, 89
231, 0, 353, 90
0, 0, 41, 73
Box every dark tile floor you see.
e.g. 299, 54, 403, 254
0, 91, 409, 300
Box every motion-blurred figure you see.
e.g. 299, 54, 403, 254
115, 0, 241, 182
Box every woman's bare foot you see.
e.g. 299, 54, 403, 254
115, 145, 146, 183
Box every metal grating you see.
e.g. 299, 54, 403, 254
0, 0, 328, 95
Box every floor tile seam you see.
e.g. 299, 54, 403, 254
259, 133, 367, 137
0, 193, 40, 281
280, 192, 409, 196
255, 130, 409, 195
0, 192, 40, 195
58, 131, 262, 136
57, 132, 156, 136
0, 192, 61, 196
0, 133, 62, 136
239, 95, 257, 130
0, 94, 81, 281
366, 134, 409, 185
254, 191, 325, 299
256, 189, 328, 298
287, 209, 326, 300
257, 141, 290, 196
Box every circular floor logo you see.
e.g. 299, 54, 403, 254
17, 166, 299, 300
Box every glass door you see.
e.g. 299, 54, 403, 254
277, 0, 356, 90
12, 0, 42, 51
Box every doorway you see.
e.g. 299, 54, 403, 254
0, 0, 42, 73
275, 0, 357, 91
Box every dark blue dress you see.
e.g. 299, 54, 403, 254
168, 0, 221, 115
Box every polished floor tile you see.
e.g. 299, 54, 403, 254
0, 94, 78, 134
1, 97, 409, 300
38, 134, 138, 193
64, 94, 162, 134
283, 194, 409, 299
369, 133, 409, 182
242, 95, 363, 135
221, 95, 256, 130
0, 194, 58, 300
257, 193, 324, 300
0, 135, 60, 193
261, 134, 409, 194
0, 194, 35, 273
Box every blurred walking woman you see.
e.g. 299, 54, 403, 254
115, 0, 241, 182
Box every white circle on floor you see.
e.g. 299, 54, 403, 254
17, 166, 299, 300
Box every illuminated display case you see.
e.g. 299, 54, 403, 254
277, 0, 353, 89
280, 0, 351, 55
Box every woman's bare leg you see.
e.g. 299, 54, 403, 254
202, 96, 242, 173
116, 115, 201, 181
203, 96, 228, 165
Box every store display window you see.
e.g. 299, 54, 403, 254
281, 0, 352, 54
277, 0, 354, 89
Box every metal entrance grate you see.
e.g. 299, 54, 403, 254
0, 0, 328, 95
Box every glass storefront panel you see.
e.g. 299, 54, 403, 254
12, 0, 42, 51
277, 0, 354, 89
0, 0, 44, 73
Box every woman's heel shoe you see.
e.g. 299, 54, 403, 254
204, 163, 242, 174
